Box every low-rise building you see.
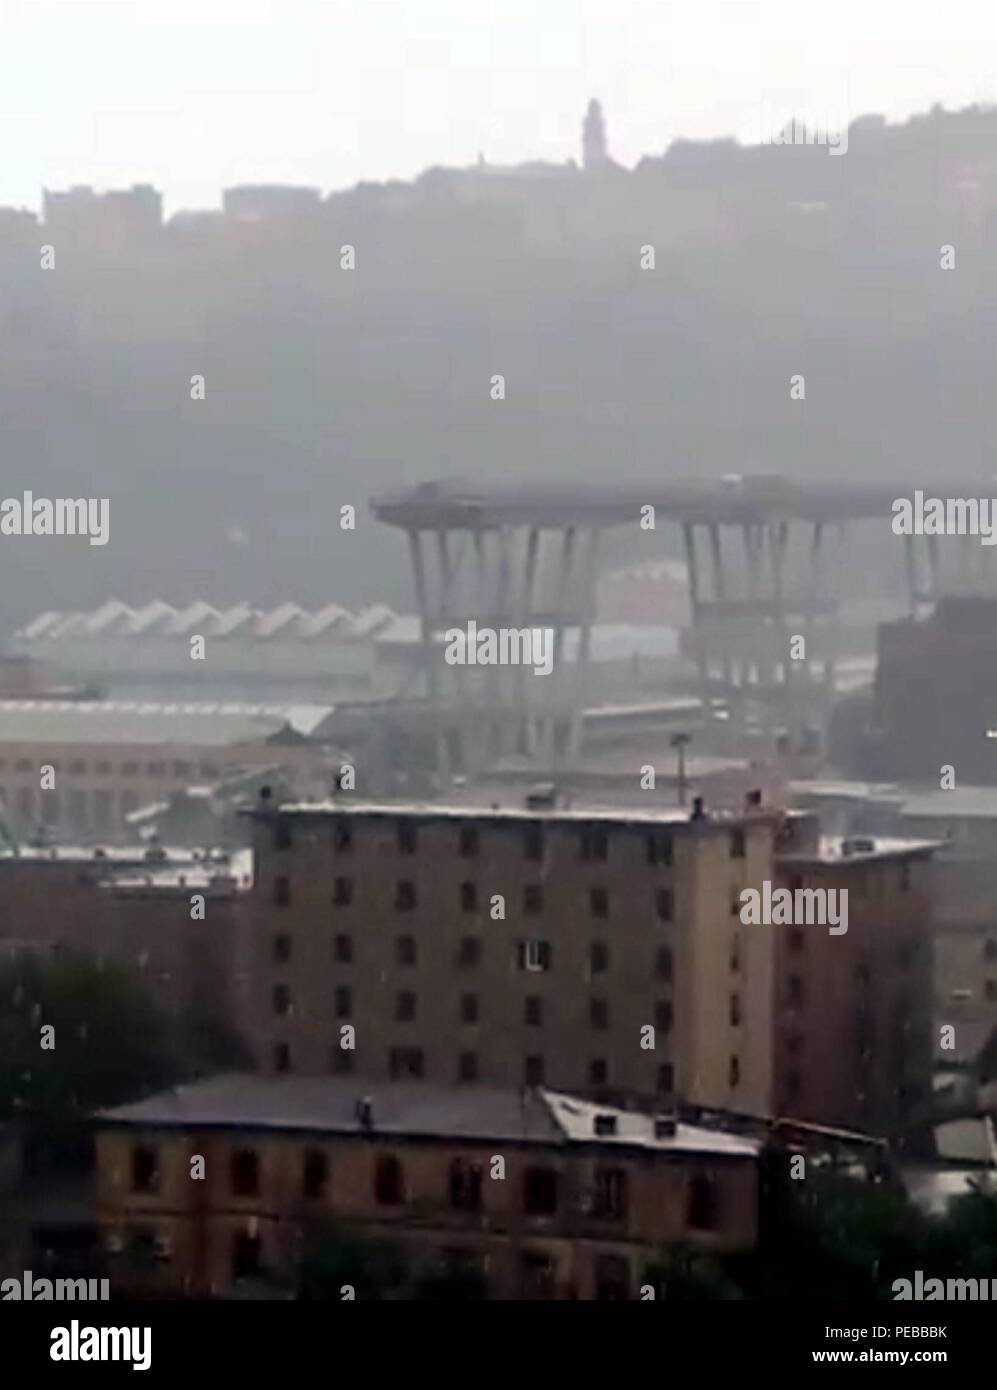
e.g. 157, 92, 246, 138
93, 1075, 761, 1298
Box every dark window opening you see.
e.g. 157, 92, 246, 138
303, 1149, 328, 1201
230, 1149, 259, 1198
523, 1165, 558, 1216
375, 1155, 404, 1206
687, 1175, 719, 1231
592, 1168, 628, 1222
449, 1159, 484, 1213
524, 1055, 545, 1087
131, 1146, 159, 1194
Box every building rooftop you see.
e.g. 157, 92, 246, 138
95, 1075, 761, 1157
258, 796, 772, 829
901, 787, 997, 820
0, 843, 206, 865
15, 599, 407, 644
0, 700, 332, 745
777, 832, 940, 864
789, 779, 904, 802
106, 847, 254, 893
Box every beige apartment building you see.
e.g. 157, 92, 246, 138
246, 795, 937, 1138
94, 1075, 761, 1298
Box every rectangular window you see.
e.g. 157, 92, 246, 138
589, 1058, 608, 1086
592, 1167, 628, 1221
396, 881, 416, 911
458, 1051, 478, 1082
389, 1046, 424, 1080
730, 828, 746, 859
273, 933, 292, 965
524, 824, 544, 862
590, 941, 609, 974
335, 985, 352, 1019
523, 885, 543, 915
522, 1164, 557, 1215
449, 1159, 484, 1212
460, 882, 477, 912
333, 818, 353, 853
590, 997, 609, 1030
524, 995, 543, 1026
647, 831, 673, 867
230, 1149, 259, 1198
273, 875, 291, 907
130, 1146, 160, 1194
333, 933, 353, 964
460, 993, 478, 1025
730, 993, 741, 1026
655, 1000, 673, 1032
524, 1055, 546, 1087
657, 1063, 674, 1094
303, 1149, 328, 1201
395, 990, 416, 1022
272, 983, 292, 1017
273, 1042, 292, 1073
333, 877, 353, 907
581, 827, 609, 862
398, 820, 417, 855
457, 937, 481, 968
590, 887, 609, 919
396, 934, 417, 966
274, 820, 293, 851
375, 1155, 404, 1205
459, 823, 480, 857
518, 940, 552, 973
656, 888, 673, 922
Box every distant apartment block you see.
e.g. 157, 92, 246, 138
42, 185, 162, 240
0, 699, 333, 839
0, 844, 253, 1033
872, 597, 997, 782
246, 796, 936, 1139
94, 1076, 760, 1298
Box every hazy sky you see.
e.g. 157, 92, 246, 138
1, 0, 996, 213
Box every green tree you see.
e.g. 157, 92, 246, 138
0, 950, 183, 1166
297, 1221, 411, 1301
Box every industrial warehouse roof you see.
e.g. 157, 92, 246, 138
0, 700, 332, 745
96, 1075, 760, 1156
14, 598, 409, 643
